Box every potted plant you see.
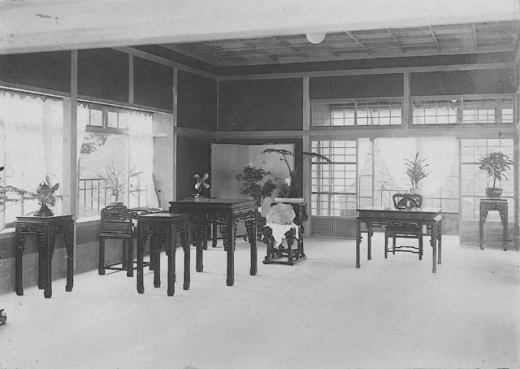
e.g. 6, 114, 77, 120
235, 166, 277, 208
404, 152, 429, 194
261, 148, 331, 198
34, 176, 60, 217
478, 151, 514, 199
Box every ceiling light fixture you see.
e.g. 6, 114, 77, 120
305, 32, 326, 44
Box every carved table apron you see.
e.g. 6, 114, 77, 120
169, 199, 257, 286
15, 215, 74, 298
136, 213, 192, 296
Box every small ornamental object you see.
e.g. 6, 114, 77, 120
193, 173, 210, 198
35, 176, 59, 217
0, 308, 6, 326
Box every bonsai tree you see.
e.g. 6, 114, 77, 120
404, 152, 429, 190
235, 166, 277, 207
261, 148, 331, 198
479, 151, 514, 198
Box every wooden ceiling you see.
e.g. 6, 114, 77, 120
161, 20, 520, 66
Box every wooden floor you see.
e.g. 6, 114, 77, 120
0, 235, 518, 369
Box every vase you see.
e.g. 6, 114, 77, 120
35, 202, 53, 217
409, 188, 422, 195
485, 187, 503, 199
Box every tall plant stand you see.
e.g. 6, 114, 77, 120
479, 199, 508, 251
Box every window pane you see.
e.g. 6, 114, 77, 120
107, 111, 118, 128
89, 109, 103, 126
413, 99, 458, 125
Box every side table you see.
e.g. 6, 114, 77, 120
136, 213, 192, 296
15, 215, 74, 298
479, 199, 508, 251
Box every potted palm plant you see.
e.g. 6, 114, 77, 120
261, 148, 331, 198
404, 152, 429, 195
478, 151, 514, 199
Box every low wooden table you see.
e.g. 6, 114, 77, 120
136, 212, 191, 296
169, 199, 257, 287
356, 207, 442, 273
15, 215, 74, 298
479, 199, 508, 251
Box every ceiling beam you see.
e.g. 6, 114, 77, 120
386, 28, 406, 53
428, 26, 441, 51
0, 0, 518, 55
345, 31, 370, 54
472, 24, 479, 49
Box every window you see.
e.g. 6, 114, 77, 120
460, 139, 514, 221
413, 98, 459, 125
312, 99, 402, 127
0, 89, 64, 229
311, 140, 357, 217
78, 103, 158, 219
413, 95, 514, 125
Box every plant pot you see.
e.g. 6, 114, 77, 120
409, 188, 422, 195
485, 187, 503, 199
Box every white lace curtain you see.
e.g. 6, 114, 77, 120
128, 111, 159, 209
375, 137, 458, 196
0, 90, 64, 221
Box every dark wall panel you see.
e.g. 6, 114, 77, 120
134, 57, 173, 111
176, 137, 211, 199
0, 51, 70, 92
219, 78, 303, 131
310, 74, 403, 99
78, 49, 129, 102
411, 68, 516, 95
177, 71, 217, 130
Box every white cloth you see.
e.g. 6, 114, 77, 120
265, 222, 299, 246
266, 203, 295, 225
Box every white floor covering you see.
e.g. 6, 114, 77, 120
0, 235, 519, 369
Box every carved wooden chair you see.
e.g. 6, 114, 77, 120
262, 201, 307, 265
98, 203, 137, 277
384, 194, 424, 259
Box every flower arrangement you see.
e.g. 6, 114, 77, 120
34, 176, 60, 216
404, 152, 429, 190
478, 151, 514, 198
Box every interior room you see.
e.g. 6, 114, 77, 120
0, 1, 519, 368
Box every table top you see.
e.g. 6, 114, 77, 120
357, 207, 441, 221
357, 206, 440, 214
16, 214, 74, 222
169, 198, 256, 211
138, 212, 190, 220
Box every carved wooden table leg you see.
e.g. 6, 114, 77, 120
153, 234, 162, 288
431, 223, 437, 274
355, 219, 361, 268
182, 229, 191, 290
43, 225, 53, 298
98, 237, 106, 275
137, 225, 145, 294
15, 232, 25, 296
167, 228, 175, 296
245, 213, 257, 275
65, 224, 74, 292
226, 214, 235, 286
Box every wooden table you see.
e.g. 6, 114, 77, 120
136, 212, 192, 296
479, 199, 508, 251
169, 199, 257, 286
356, 207, 442, 273
15, 215, 74, 298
